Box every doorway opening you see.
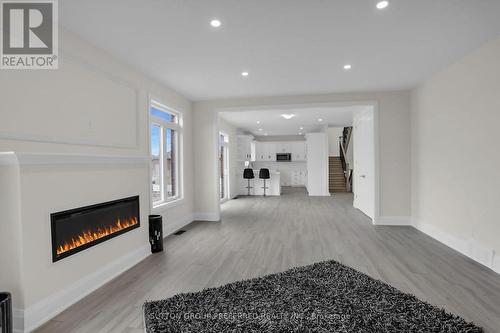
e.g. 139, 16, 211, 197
215, 102, 378, 223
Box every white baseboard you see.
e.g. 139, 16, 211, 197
23, 245, 150, 332
13, 308, 24, 333
493, 252, 500, 274
193, 212, 220, 222
21, 213, 195, 332
375, 216, 412, 226
414, 220, 499, 275
308, 192, 331, 197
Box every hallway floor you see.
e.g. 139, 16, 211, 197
36, 188, 500, 332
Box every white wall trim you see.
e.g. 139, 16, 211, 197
152, 198, 186, 214
0, 131, 139, 150
23, 245, 150, 332
193, 212, 220, 222
374, 216, 412, 226
1, 152, 149, 166
0, 152, 18, 165
17, 213, 196, 332
13, 308, 24, 333
414, 219, 499, 275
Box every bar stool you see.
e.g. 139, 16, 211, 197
243, 168, 254, 196
0, 292, 12, 333
259, 168, 270, 196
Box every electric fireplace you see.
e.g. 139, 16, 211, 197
51, 196, 140, 262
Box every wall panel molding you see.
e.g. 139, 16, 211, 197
3, 152, 148, 166
0, 52, 141, 149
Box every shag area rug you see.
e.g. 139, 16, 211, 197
144, 260, 482, 332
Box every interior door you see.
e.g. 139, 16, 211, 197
353, 109, 375, 220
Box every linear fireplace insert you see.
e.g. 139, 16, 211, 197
51, 196, 140, 262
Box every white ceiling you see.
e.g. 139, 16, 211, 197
60, 0, 500, 100
220, 106, 367, 136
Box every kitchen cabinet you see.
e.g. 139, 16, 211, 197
276, 142, 291, 154
290, 142, 307, 161
237, 135, 255, 161
265, 143, 276, 161
256, 142, 275, 161
291, 170, 307, 186
254, 141, 306, 162
255, 141, 266, 161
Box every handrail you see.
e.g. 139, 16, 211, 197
339, 136, 348, 165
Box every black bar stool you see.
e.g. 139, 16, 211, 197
243, 168, 254, 196
0, 292, 12, 333
259, 168, 270, 196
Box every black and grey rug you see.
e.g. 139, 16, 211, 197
144, 260, 482, 332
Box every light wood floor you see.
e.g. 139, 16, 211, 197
36, 187, 500, 332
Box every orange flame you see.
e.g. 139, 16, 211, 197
56, 217, 138, 255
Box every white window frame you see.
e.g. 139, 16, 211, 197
149, 99, 184, 211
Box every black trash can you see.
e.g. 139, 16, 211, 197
0, 292, 12, 333
149, 215, 163, 253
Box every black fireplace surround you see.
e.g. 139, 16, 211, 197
50, 196, 140, 262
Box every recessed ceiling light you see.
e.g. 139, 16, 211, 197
376, 1, 389, 9
281, 113, 295, 120
318, 118, 323, 122
241, 71, 249, 77
256, 121, 261, 124
298, 132, 303, 135
344, 64, 352, 70
264, 133, 268, 136
210, 19, 221, 28
299, 127, 304, 130
258, 128, 263, 131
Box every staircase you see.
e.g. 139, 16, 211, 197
329, 156, 347, 192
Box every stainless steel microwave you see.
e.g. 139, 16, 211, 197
276, 153, 292, 162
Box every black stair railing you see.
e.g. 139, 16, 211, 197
339, 127, 353, 192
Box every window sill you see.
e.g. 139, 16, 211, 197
152, 197, 185, 213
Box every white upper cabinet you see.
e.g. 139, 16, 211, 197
291, 142, 307, 161
276, 142, 291, 153
237, 135, 255, 161
254, 141, 306, 162
264, 142, 276, 161
255, 141, 265, 161
255, 141, 274, 161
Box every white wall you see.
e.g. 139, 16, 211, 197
0, 29, 194, 331
306, 133, 330, 196
193, 108, 220, 221
411, 36, 500, 274
327, 127, 344, 156
218, 118, 239, 199
193, 91, 411, 221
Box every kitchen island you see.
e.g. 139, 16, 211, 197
239, 169, 281, 196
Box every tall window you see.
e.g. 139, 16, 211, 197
150, 101, 182, 207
